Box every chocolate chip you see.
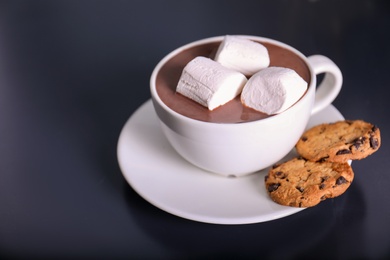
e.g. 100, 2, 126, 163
370, 136, 379, 149
319, 183, 325, 190
296, 186, 304, 193
351, 142, 360, 150
275, 171, 283, 176
319, 127, 327, 134
274, 171, 286, 179
351, 137, 365, 150
318, 156, 329, 162
336, 176, 347, 185
301, 136, 308, 142
268, 183, 280, 192
336, 149, 352, 155
372, 125, 378, 132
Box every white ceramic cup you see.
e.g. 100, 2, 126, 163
150, 35, 342, 177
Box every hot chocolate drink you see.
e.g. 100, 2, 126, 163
155, 40, 311, 123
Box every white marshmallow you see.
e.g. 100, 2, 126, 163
176, 56, 247, 111
241, 67, 308, 115
214, 35, 270, 76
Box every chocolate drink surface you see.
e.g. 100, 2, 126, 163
155, 41, 311, 123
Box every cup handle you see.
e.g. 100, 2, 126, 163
307, 55, 343, 115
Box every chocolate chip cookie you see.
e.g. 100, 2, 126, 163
296, 120, 381, 162
265, 157, 354, 207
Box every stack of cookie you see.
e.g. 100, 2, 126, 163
264, 120, 381, 207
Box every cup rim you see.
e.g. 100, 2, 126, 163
150, 35, 315, 127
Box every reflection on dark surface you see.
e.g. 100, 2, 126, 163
124, 179, 366, 258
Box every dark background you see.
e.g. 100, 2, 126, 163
1, 0, 389, 258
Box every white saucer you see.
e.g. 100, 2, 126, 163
117, 100, 344, 225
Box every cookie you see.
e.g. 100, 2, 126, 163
296, 120, 381, 162
265, 157, 354, 207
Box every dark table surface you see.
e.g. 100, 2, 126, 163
1, 0, 389, 258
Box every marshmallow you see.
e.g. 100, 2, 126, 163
176, 56, 247, 110
214, 35, 270, 76
241, 67, 308, 115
